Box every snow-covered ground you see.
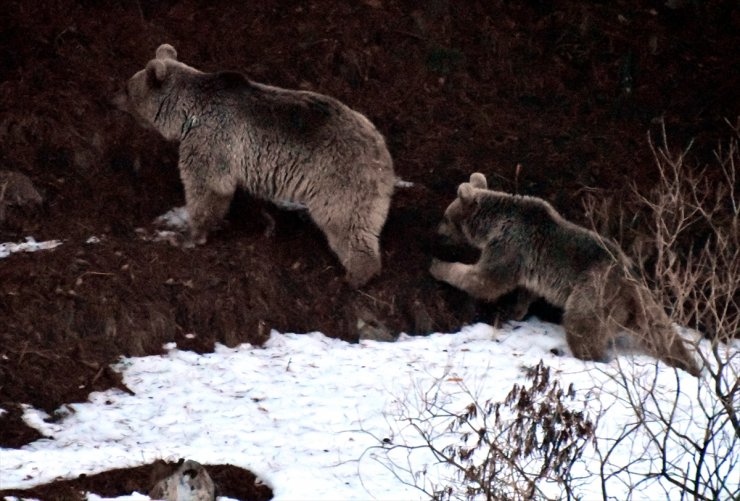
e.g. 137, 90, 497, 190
0, 237, 61, 259
2, 317, 737, 500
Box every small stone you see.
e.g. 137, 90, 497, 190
149, 459, 215, 501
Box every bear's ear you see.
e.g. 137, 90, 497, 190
457, 182, 477, 206
146, 59, 168, 86
156, 44, 178, 61
469, 172, 487, 189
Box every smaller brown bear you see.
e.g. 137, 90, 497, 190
115, 44, 396, 288
430, 172, 701, 376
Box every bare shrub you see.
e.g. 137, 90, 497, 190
367, 362, 595, 500
585, 118, 739, 500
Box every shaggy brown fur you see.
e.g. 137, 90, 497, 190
430, 172, 701, 376
115, 44, 395, 288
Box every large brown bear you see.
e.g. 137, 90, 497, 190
115, 44, 396, 288
430, 172, 701, 376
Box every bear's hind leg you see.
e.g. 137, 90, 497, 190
562, 312, 611, 362
307, 178, 392, 288
320, 225, 381, 289
662, 335, 702, 377
625, 291, 702, 377
344, 234, 382, 289
343, 191, 393, 288
309, 202, 385, 288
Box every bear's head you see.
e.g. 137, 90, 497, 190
437, 172, 488, 246
114, 44, 200, 141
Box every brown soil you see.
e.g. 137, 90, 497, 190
1, 0, 737, 498
0, 460, 272, 501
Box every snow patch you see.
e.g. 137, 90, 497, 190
153, 206, 190, 231
0, 236, 62, 259
1, 322, 735, 500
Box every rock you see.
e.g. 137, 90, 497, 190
0, 170, 43, 207
149, 459, 215, 501
356, 306, 396, 342
0, 170, 43, 224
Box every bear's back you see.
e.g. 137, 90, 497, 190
190, 71, 347, 139
487, 194, 618, 274
532, 199, 622, 276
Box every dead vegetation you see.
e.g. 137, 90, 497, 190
585, 120, 739, 500
368, 362, 595, 500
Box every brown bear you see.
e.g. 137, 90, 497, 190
430, 172, 701, 376
115, 44, 396, 288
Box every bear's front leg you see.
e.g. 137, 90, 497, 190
179, 165, 235, 246
430, 259, 516, 302
186, 189, 233, 246
508, 288, 537, 321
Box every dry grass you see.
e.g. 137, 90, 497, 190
586, 119, 739, 500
